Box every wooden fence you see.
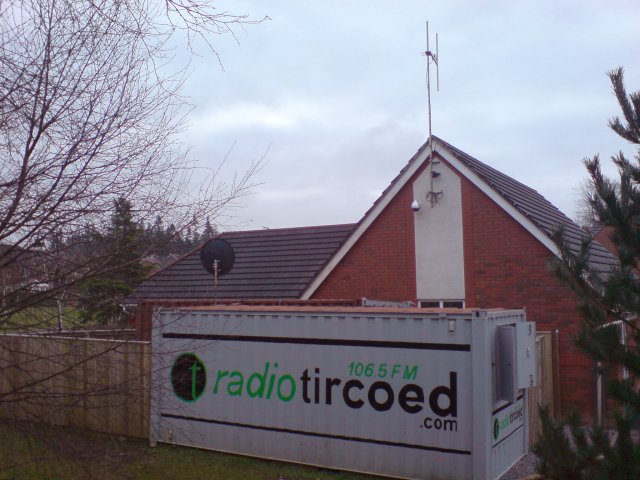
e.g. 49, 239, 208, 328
0, 334, 150, 438
1, 330, 557, 446
528, 331, 557, 445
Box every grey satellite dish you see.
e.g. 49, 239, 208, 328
199, 238, 235, 276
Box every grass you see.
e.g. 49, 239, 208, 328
2, 305, 83, 333
1, 305, 115, 335
0, 424, 388, 480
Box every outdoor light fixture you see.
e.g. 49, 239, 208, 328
411, 199, 421, 212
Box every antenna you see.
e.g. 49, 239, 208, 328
199, 238, 235, 304
421, 21, 443, 207
421, 21, 439, 141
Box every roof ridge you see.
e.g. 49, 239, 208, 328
219, 223, 356, 236
432, 136, 617, 276
435, 137, 540, 195
434, 136, 577, 224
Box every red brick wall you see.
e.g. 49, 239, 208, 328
593, 226, 617, 257
311, 172, 419, 302
461, 176, 595, 418
312, 158, 594, 418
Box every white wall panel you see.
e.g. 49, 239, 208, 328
412, 160, 465, 301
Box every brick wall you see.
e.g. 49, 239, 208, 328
461, 175, 594, 418
311, 170, 420, 303
312, 159, 594, 418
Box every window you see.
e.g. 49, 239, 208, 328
419, 301, 441, 308
442, 301, 464, 308
419, 300, 465, 309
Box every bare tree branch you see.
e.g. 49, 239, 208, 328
0, 0, 265, 322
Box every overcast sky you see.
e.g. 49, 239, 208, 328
181, 1, 640, 231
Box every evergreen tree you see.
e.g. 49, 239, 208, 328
78, 198, 151, 324
534, 68, 640, 478
202, 216, 217, 242
190, 213, 200, 245
152, 215, 164, 240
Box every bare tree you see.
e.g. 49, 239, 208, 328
0, 2, 266, 473
0, 0, 264, 327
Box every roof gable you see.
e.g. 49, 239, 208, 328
438, 137, 616, 277
302, 137, 616, 298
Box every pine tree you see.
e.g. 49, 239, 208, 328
534, 68, 640, 478
78, 198, 151, 324
190, 213, 200, 245
152, 215, 164, 239
203, 216, 217, 241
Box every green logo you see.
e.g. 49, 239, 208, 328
171, 353, 206, 402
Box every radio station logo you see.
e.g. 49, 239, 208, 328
168, 353, 459, 433
171, 353, 206, 402
493, 402, 523, 442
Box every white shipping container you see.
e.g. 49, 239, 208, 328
150, 306, 535, 480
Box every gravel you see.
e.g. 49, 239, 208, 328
498, 452, 539, 480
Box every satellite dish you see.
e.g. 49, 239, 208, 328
199, 238, 235, 276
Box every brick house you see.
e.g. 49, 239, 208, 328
129, 136, 617, 420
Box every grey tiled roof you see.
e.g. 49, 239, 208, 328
126, 224, 355, 303
128, 137, 617, 305
435, 136, 617, 277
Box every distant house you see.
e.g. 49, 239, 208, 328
590, 223, 621, 259
129, 136, 617, 421
140, 253, 184, 275
0, 243, 46, 303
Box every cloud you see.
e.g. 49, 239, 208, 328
180, 0, 640, 230
190, 101, 318, 133
190, 95, 392, 138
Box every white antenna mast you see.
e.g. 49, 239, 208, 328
422, 21, 439, 141
421, 21, 443, 207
